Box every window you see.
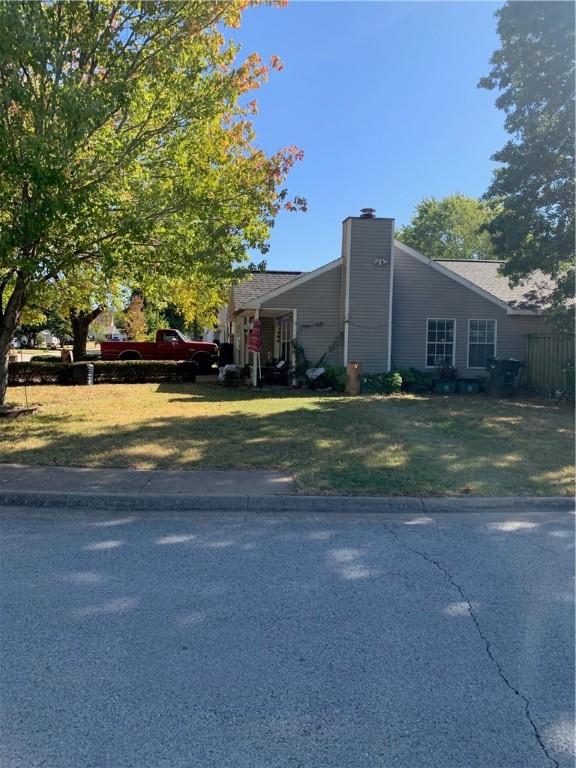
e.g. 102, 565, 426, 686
426, 319, 455, 367
468, 320, 496, 368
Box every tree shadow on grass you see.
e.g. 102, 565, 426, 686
1, 384, 573, 496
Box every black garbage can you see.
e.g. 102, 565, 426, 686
486, 358, 523, 397
71, 362, 94, 385
218, 343, 234, 367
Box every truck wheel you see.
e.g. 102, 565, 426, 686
119, 351, 142, 360
192, 353, 212, 375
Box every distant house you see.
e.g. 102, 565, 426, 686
218, 209, 551, 382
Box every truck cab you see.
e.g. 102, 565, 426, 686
100, 329, 218, 373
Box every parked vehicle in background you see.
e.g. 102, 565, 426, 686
100, 329, 218, 373
37, 330, 61, 349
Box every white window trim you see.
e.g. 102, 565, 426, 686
467, 319, 497, 370
274, 311, 295, 361
425, 318, 456, 369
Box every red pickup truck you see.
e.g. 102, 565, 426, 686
100, 329, 218, 373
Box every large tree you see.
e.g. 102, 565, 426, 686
0, 1, 304, 403
396, 194, 497, 260
26, 263, 121, 358
480, 1, 575, 324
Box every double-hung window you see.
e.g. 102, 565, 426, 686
426, 319, 455, 368
468, 320, 496, 368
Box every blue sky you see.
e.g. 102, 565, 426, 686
233, 1, 505, 271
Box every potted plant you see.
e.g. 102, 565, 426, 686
456, 378, 481, 394
434, 360, 458, 394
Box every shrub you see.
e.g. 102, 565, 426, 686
29, 354, 63, 363
323, 365, 346, 393
395, 367, 435, 393
361, 371, 402, 395
291, 339, 310, 378
436, 362, 458, 381
8, 362, 71, 385
88, 360, 197, 383
8, 359, 197, 386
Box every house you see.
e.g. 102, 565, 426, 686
219, 209, 551, 384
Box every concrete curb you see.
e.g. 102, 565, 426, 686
0, 490, 572, 514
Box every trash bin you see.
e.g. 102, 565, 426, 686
72, 362, 94, 385
486, 358, 523, 397
218, 343, 234, 367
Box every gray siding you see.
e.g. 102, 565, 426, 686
260, 265, 344, 366
344, 217, 394, 373
391, 246, 548, 376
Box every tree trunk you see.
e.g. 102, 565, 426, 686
70, 305, 104, 360
0, 275, 26, 407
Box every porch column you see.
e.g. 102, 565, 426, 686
251, 309, 260, 387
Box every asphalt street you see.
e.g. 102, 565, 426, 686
1, 506, 574, 768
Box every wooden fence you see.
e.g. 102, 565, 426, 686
523, 334, 575, 396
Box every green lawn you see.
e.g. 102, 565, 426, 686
3, 383, 574, 496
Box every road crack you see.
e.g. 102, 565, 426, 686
388, 525, 560, 768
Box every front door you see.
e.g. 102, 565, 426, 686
275, 314, 293, 363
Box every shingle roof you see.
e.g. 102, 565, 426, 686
232, 271, 303, 310
232, 261, 553, 313
436, 260, 554, 310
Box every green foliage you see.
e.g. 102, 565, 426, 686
435, 362, 458, 381
123, 295, 149, 341
322, 365, 347, 393
396, 195, 497, 260
8, 361, 69, 385
394, 367, 435, 393
9, 359, 197, 386
480, 1, 575, 323
0, 0, 304, 402
87, 360, 197, 384
247, 260, 268, 272
161, 304, 187, 334
291, 339, 310, 378
361, 372, 402, 395
29, 354, 61, 363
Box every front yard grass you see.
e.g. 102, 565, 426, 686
2, 383, 574, 496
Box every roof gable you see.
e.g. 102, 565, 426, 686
394, 241, 549, 314
435, 260, 554, 311
231, 271, 302, 311
238, 259, 343, 309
